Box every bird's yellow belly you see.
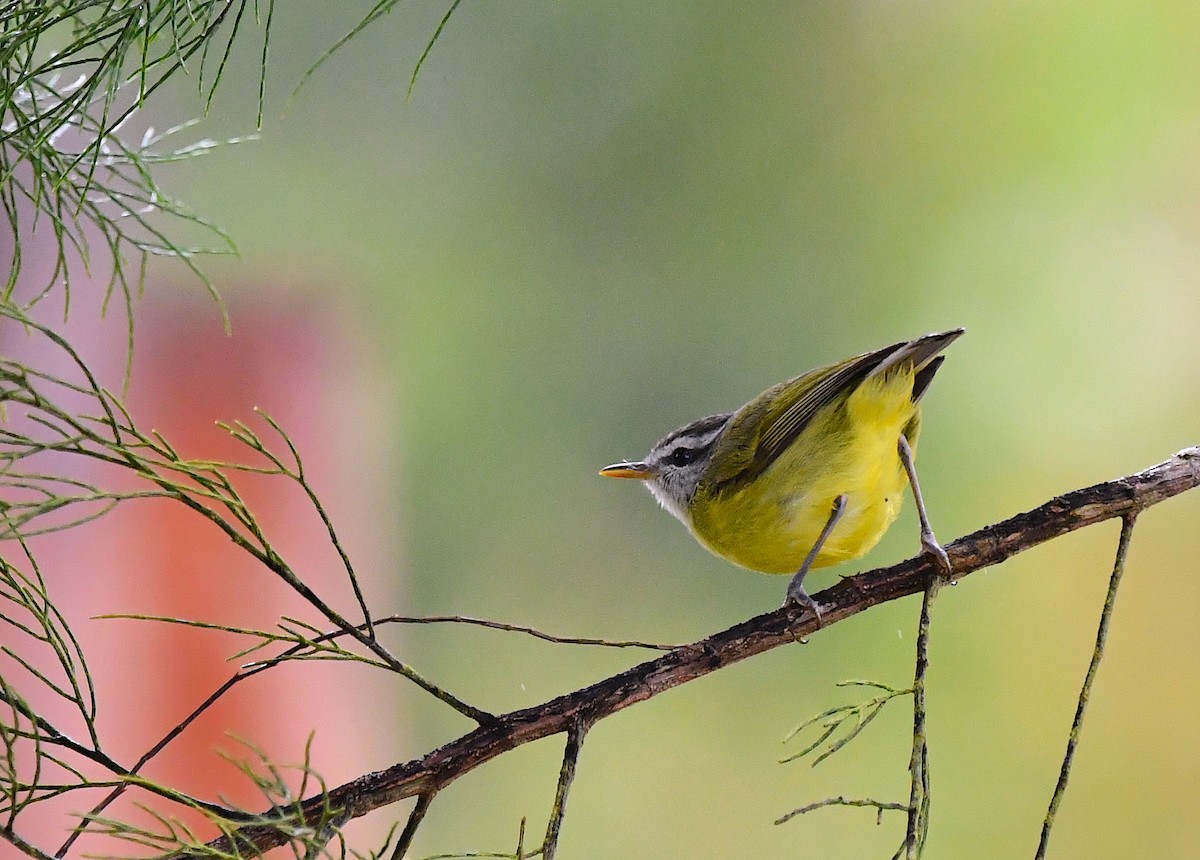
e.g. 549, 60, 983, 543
689, 387, 917, 575
691, 461, 905, 574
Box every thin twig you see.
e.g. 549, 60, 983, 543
905, 576, 940, 859
391, 792, 435, 860
776, 796, 909, 825
542, 719, 589, 860
241, 409, 376, 638
376, 615, 677, 651
780, 680, 911, 767
408, 0, 464, 99
515, 817, 528, 859
1035, 513, 1138, 859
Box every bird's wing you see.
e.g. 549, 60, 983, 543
702, 329, 964, 493
704, 341, 903, 491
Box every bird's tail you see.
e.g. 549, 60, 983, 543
868, 328, 965, 401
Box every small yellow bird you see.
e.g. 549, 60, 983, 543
600, 329, 962, 619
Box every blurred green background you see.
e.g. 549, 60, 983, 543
152, 2, 1200, 857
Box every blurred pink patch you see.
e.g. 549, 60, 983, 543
4, 288, 401, 855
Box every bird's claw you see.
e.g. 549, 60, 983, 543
921, 530, 952, 577
783, 584, 823, 628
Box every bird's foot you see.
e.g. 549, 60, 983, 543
783, 577, 823, 628
920, 529, 953, 579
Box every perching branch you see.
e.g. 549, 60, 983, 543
188, 446, 1200, 857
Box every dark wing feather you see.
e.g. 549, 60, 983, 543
703, 341, 904, 491
756, 344, 902, 464
911, 355, 945, 402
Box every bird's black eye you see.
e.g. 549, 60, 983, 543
667, 447, 696, 467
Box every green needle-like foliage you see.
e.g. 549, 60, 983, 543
1, 1, 269, 320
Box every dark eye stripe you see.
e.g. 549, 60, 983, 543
650, 412, 731, 471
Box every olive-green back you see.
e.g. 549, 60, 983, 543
701, 341, 905, 493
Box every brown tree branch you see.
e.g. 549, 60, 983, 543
188, 446, 1200, 857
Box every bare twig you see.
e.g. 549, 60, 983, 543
184, 447, 1200, 857
375, 615, 677, 652
391, 792, 435, 860
542, 719, 589, 860
1035, 513, 1137, 859
904, 576, 940, 859
776, 796, 908, 826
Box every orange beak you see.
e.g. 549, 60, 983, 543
599, 461, 656, 480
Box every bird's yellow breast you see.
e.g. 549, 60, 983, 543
688, 370, 920, 574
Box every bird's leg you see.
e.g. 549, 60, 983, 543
897, 434, 951, 575
784, 494, 848, 625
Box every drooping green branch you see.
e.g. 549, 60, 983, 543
2, 1, 264, 319
2, 0, 466, 331
0, 306, 492, 723
0, 306, 507, 860
2, 299, 677, 858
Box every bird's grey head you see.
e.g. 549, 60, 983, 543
600, 412, 733, 526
